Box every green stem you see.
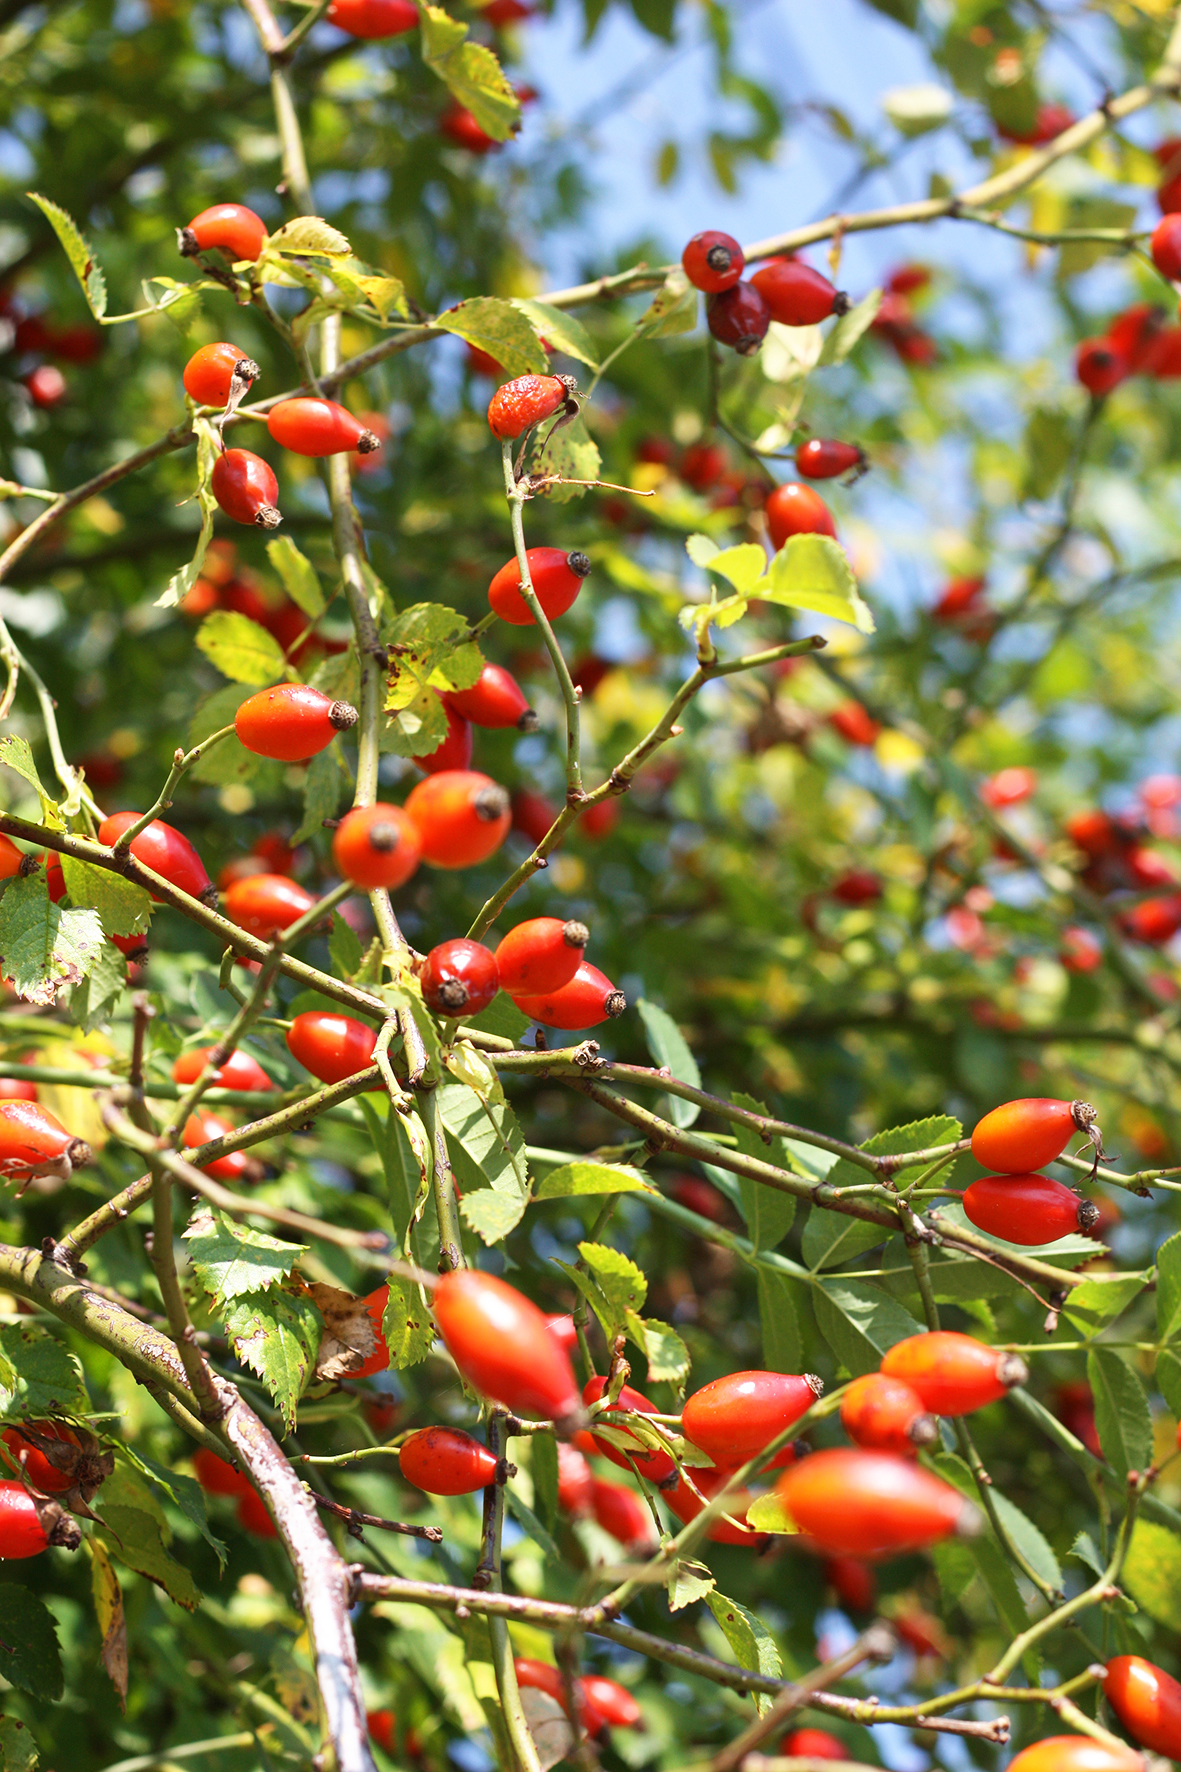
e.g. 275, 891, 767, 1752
111, 726, 235, 853
422, 1090, 464, 1272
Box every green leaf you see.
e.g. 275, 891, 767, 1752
528, 412, 601, 505
668, 1559, 715, 1610
1060, 1272, 1146, 1337
266, 537, 325, 620
0, 874, 104, 1008
510, 300, 600, 369
636, 268, 697, 338
460, 1188, 528, 1244
1087, 1347, 1152, 1477
437, 1079, 527, 1197
419, 6, 520, 139
119, 1443, 225, 1567
990, 1491, 1062, 1593
384, 604, 484, 756
761, 534, 875, 634
292, 743, 346, 843
59, 855, 150, 938
328, 911, 365, 981
745, 1491, 797, 1534
143, 273, 204, 335
1123, 1520, 1181, 1630
756, 1268, 802, 1374
96, 1503, 200, 1609
66, 937, 128, 1032
1022, 406, 1074, 502
156, 417, 219, 608
636, 998, 701, 1129
267, 216, 348, 256
223, 1289, 321, 1433
1068, 1530, 1106, 1578
381, 1272, 435, 1369
1158, 1349, 1181, 1419
27, 192, 106, 318
687, 539, 768, 597
968, 1531, 1033, 1644
732, 1092, 796, 1252
802, 1208, 886, 1272
196, 610, 288, 686
466, 992, 530, 1044
1157, 1230, 1181, 1342
186, 683, 262, 788
183, 1208, 305, 1305
0, 1322, 86, 1416
822, 1116, 962, 1196
578, 1242, 646, 1336
817, 286, 883, 364
0, 1714, 39, 1771
535, 1161, 652, 1198
0, 1584, 63, 1701
705, 1592, 782, 1715
435, 297, 547, 377
812, 1279, 922, 1377
931, 1537, 976, 1608
0, 735, 60, 827
628, 1314, 690, 1383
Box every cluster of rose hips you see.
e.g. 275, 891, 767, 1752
958, 1094, 1105, 1246
870, 263, 938, 366
680, 228, 850, 358
0, 285, 104, 413
1063, 782, 1181, 948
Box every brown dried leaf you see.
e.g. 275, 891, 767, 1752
305, 1280, 378, 1382
89, 1538, 128, 1707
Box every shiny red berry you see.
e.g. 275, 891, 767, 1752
179, 203, 268, 262
511, 960, 625, 1029
751, 258, 848, 325
24, 365, 66, 408
971, 1097, 1096, 1173
327, 0, 417, 33
1007, 1739, 1142, 1772
682, 1370, 822, 1465
404, 771, 512, 869
1153, 215, 1181, 281
1075, 338, 1126, 397
399, 1426, 500, 1495
580, 1675, 641, 1733
776, 1448, 978, 1555
583, 1374, 675, 1483
0, 1079, 37, 1101
796, 439, 866, 480
828, 703, 880, 747
224, 872, 314, 936
183, 1111, 256, 1182
1103, 1657, 1181, 1759
433, 1269, 583, 1424
495, 916, 587, 996
557, 1443, 594, 1515
171, 1047, 273, 1091
236, 1489, 279, 1537
211, 449, 282, 528
267, 398, 381, 458
0, 1482, 80, 1558
840, 1373, 936, 1457
332, 803, 422, 890
99, 811, 216, 905
666, 1466, 761, 1545
962, 1172, 1099, 1246
765, 482, 836, 549
1, 1422, 81, 1494
591, 1476, 657, 1550
707, 281, 770, 354
234, 683, 358, 761
412, 702, 473, 775
193, 1448, 252, 1497
444, 663, 537, 730
881, 1331, 1027, 1416
487, 373, 575, 439
182, 342, 259, 407
488, 546, 592, 625
440, 105, 500, 153
831, 870, 882, 905
681, 230, 745, 293
420, 938, 500, 1016
287, 1011, 379, 1084
781, 1731, 849, 1760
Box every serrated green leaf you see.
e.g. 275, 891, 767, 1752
0, 1713, 39, 1770
669, 1559, 715, 1610
196, 610, 288, 686
0, 735, 60, 828
578, 1241, 646, 1334
420, 8, 519, 139
745, 1491, 797, 1534
812, 1278, 922, 1377
700, 543, 768, 597
66, 936, 127, 1032
328, 911, 364, 981
990, 1491, 1062, 1593
0, 874, 104, 1008
186, 682, 263, 788
761, 534, 875, 633
0, 1321, 86, 1416
637, 267, 697, 337
628, 1314, 690, 1382
352, 271, 408, 322
96, 1503, 200, 1609
267, 216, 348, 256
0, 1584, 62, 1702
435, 298, 547, 377
143, 273, 203, 335
459, 1188, 528, 1244
1088, 1346, 1152, 1477
59, 855, 150, 938
1123, 1520, 1181, 1629
756, 1268, 802, 1374
466, 992, 530, 1043
1068, 1530, 1105, 1578
27, 191, 106, 318
437, 1079, 527, 1196
705, 1592, 782, 1713
510, 299, 599, 369
382, 1272, 435, 1369
183, 1208, 305, 1305
384, 603, 483, 755
636, 998, 700, 1129
1157, 1230, 1181, 1342
817, 286, 882, 364
528, 412, 601, 505
1061, 1272, 1146, 1337
266, 536, 325, 620
535, 1161, 652, 1198
223, 1289, 320, 1432
119, 1443, 225, 1567
1158, 1348, 1181, 1419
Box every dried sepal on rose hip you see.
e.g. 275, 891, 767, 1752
0, 1481, 83, 1558
2, 1420, 114, 1504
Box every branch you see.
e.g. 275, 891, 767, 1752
711, 1627, 895, 1772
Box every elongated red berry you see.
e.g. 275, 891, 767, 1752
179, 204, 268, 263
666, 1466, 761, 1544
488, 546, 592, 625
0, 1079, 37, 1101
880, 1331, 1027, 1416
963, 1172, 1099, 1245
404, 771, 512, 868
831, 870, 882, 906
444, 663, 537, 730
840, 1373, 936, 1457
583, 1374, 675, 1484
1006, 1739, 1143, 1772
183, 342, 259, 407
420, 939, 500, 1017
0, 1482, 80, 1558
776, 1447, 978, 1555
399, 1426, 500, 1495
236, 1488, 278, 1537
235, 683, 358, 761
580, 1675, 641, 1732
433, 1269, 583, 1425
707, 282, 770, 354
211, 449, 282, 528
1152, 214, 1181, 281
782, 1730, 848, 1760
558, 1443, 594, 1515
172, 1047, 273, 1091
512, 961, 625, 1029
829, 703, 880, 747
1103, 1657, 1181, 1759
765, 482, 836, 549
487, 374, 575, 440
971, 1097, 1098, 1173
412, 702, 473, 775
682, 1370, 822, 1465
682, 230, 744, 293
751, 258, 848, 326
1075, 338, 1126, 397
184, 1111, 257, 1182
193, 1448, 251, 1497
1121, 895, 1181, 944
327, 0, 417, 36
224, 872, 314, 937
287, 1011, 378, 1084
267, 398, 381, 458
495, 917, 587, 996
796, 439, 866, 480
99, 811, 216, 906
514, 1660, 601, 1732
591, 1475, 656, 1549
332, 803, 422, 891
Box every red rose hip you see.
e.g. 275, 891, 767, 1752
266, 398, 381, 458
179, 204, 267, 263
420, 938, 500, 1017
512, 960, 625, 1029
682, 1370, 823, 1465
839, 1373, 936, 1457
211, 449, 281, 528
775, 1448, 979, 1555
287, 1011, 378, 1084
583, 1374, 675, 1484
880, 1331, 1027, 1416
327, 0, 418, 36
224, 872, 314, 936
183, 342, 259, 408
970, 1097, 1099, 1173
399, 1426, 500, 1495
171, 1047, 273, 1091
433, 1269, 583, 1424
681, 230, 745, 293
962, 1172, 1099, 1246
751, 258, 848, 326
495, 916, 587, 996
488, 547, 592, 625
234, 684, 358, 761
444, 663, 537, 730
99, 811, 216, 906
487, 374, 576, 440
796, 439, 866, 480
404, 771, 511, 868
707, 281, 770, 355
1103, 1656, 1181, 1759
765, 482, 837, 549
332, 803, 422, 890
